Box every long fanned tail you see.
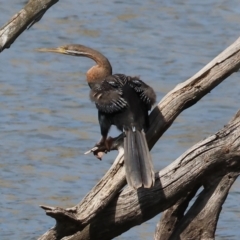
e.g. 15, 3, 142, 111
124, 128, 155, 189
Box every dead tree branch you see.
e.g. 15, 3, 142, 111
2, 1, 239, 239
43, 110, 240, 240
154, 184, 201, 240
44, 36, 240, 231
155, 169, 239, 240
170, 172, 238, 240
39, 36, 240, 239
0, 0, 58, 52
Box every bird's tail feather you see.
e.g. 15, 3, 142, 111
124, 128, 155, 189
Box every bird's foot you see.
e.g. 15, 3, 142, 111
84, 145, 105, 160
93, 150, 105, 161
105, 136, 114, 151
84, 135, 124, 160
93, 137, 114, 160
84, 137, 111, 160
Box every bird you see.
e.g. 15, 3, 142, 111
38, 44, 156, 189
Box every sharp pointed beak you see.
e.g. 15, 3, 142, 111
36, 47, 67, 54
36, 46, 88, 57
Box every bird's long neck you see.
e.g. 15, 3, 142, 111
37, 44, 112, 86
70, 45, 112, 85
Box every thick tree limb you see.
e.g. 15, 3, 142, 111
38, 36, 240, 239
169, 172, 239, 240
39, 110, 240, 240
147, 35, 240, 149
2, 1, 239, 239
0, 0, 58, 52
154, 185, 201, 240
155, 172, 239, 240
63, 111, 240, 240
78, 35, 240, 225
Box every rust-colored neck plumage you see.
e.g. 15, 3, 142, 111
37, 44, 112, 86
73, 45, 112, 83
60, 45, 112, 82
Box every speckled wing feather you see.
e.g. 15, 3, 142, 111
89, 76, 128, 113
127, 77, 156, 110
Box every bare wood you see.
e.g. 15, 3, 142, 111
2, 1, 240, 239
38, 35, 240, 240
66, 111, 240, 240
147, 36, 240, 148
167, 172, 239, 240
39, 110, 240, 240
155, 172, 239, 240
0, 0, 58, 52
154, 185, 201, 240
78, 35, 240, 227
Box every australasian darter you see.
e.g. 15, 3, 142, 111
38, 44, 156, 189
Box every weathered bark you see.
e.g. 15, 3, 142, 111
2, 1, 239, 239
38, 35, 240, 240
0, 0, 58, 52
155, 171, 239, 240
170, 172, 239, 240
57, 110, 240, 240
154, 185, 201, 240
40, 111, 240, 240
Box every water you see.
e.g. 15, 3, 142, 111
0, 0, 240, 239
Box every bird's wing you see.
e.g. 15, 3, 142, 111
89, 79, 128, 113
127, 77, 156, 109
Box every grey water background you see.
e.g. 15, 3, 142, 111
1, 0, 240, 239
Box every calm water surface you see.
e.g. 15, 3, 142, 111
1, 0, 240, 239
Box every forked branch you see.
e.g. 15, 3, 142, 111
39, 32, 240, 238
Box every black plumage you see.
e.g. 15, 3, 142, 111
37, 44, 156, 189
90, 74, 156, 189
